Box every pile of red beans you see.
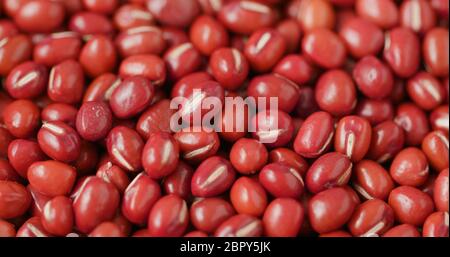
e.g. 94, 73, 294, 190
0, 0, 449, 238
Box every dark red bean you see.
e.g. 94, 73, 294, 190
162, 161, 193, 200
76, 101, 113, 141
3, 99, 40, 138
38, 121, 81, 163
33, 32, 81, 67
388, 186, 435, 226
96, 162, 130, 194
230, 138, 267, 175
394, 103, 430, 146
14, 0, 65, 33
263, 198, 304, 237
136, 99, 175, 139
41, 196, 73, 236
352, 160, 394, 200
146, 0, 200, 28
147, 194, 189, 237
209, 48, 249, 91
174, 128, 220, 164
122, 173, 161, 225
8, 139, 46, 178
0, 34, 32, 76
79, 35, 117, 78
269, 148, 309, 177
294, 111, 335, 158
48, 59, 85, 104
407, 72, 445, 111
259, 162, 305, 198
5, 61, 48, 99
353, 56, 394, 100
190, 198, 235, 233
230, 177, 267, 217
423, 28, 449, 77
191, 156, 236, 197
354, 99, 394, 126
355, 0, 399, 29
422, 131, 449, 172
106, 126, 144, 172
434, 168, 448, 212
250, 110, 295, 148
383, 224, 421, 237
142, 132, 179, 179
422, 211, 449, 237
400, 0, 436, 34
115, 26, 166, 57
190, 15, 229, 56
334, 116, 372, 162
0, 181, 31, 219
302, 29, 346, 69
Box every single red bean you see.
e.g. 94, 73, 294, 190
368, 120, 405, 163
96, 162, 130, 194
388, 186, 435, 226
422, 131, 449, 172
244, 28, 287, 73
423, 28, 449, 77
33, 32, 81, 68
308, 187, 356, 234
113, 4, 154, 31
115, 26, 166, 57
41, 196, 73, 236
434, 168, 448, 212
230, 177, 267, 217
73, 176, 120, 233
306, 152, 352, 194
383, 27, 420, 78
142, 132, 179, 179
353, 56, 394, 100
230, 138, 268, 175
69, 12, 114, 36
400, 0, 436, 34
423, 211, 449, 237
146, 0, 199, 28
296, 0, 335, 32
294, 111, 335, 158
174, 128, 220, 164
136, 99, 175, 139
274, 55, 315, 85
218, 1, 276, 35
430, 105, 449, 134
209, 48, 249, 91
0, 159, 21, 182
348, 199, 394, 237
269, 148, 309, 177
190, 15, 229, 56
48, 59, 84, 104
37, 121, 81, 163
276, 19, 302, 53
82, 0, 117, 15
119, 54, 166, 86
263, 198, 304, 237
214, 214, 263, 237
164, 42, 202, 81
147, 194, 189, 237
122, 173, 161, 225
302, 28, 346, 69
0, 34, 32, 76
3, 99, 40, 138
8, 139, 46, 178
162, 161, 193, 200
395, 103, 430, 146
355, 99, 394, 126
79, 35, 117, 77
27, 160, 76, 197
339, 17, 384, 59
5, 61, 47, 99
0, 181, 31, 219
315, 69, 357, 116
250, 110, 295, 148
352, 160, 394, 201
0, 219, 16, 237
259, 162, 305, 198
76, 101, 113, 141
191, 156, 236, 197
355, 0, 399, 29
106, 126, 144, 172
334, 116, 372, 162
382, 224, 421, 237
407, 72, 445, 111
83, 73, 120, 102
109, 76, 155, 119
390, 147, 429, 187
89, 222, 124, 237
190, 198, 235, 233
16, 217, 51, 237
14, 0, 65, 33
247, 74, 300, 113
